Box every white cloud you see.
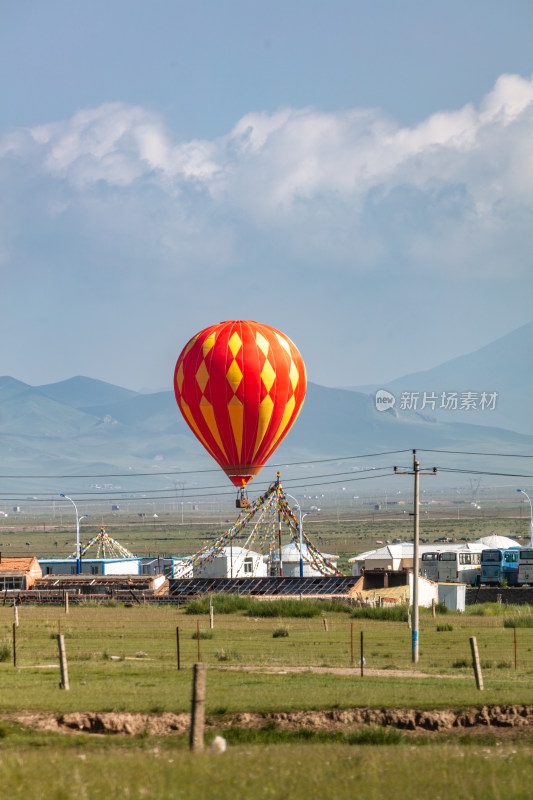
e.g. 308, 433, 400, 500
1, 73, 533, 279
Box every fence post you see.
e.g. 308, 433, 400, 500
13, 602, 19, 628
176, 626, 181, 670
432, 598, 436, 618
58, 634, 70, 690
197, 619, 201, 662
514, 627, 517, 671
469, 636, 484, 691
350, 622, 354, 665
323, 618, 328, 632
12, 622, 16, 667
189, 663, 207, 752
360, 631, 364, 677
65, 591, 69, 615
209, 596, 214, 630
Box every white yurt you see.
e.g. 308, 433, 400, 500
280, 542, 339, 577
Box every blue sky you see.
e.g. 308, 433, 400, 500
1, 0, 533, 391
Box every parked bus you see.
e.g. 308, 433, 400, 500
481, 548, 520, 585
437, 549, 482, 585
518, 549, 533, 585
421, 552, 439, 581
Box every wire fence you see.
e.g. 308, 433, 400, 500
2, 605, 533, 676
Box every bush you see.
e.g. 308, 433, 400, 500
214, 649, 239, 662
350, 606, 408, 622
504, 616, 533, 628
0, 643, 11, 662
185, 593, 351, 618
436, 623, 454, 632
452, 658, 470, 668
273, 627, 289, 638
191, 630, 214, 640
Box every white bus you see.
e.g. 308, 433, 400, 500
421, 552, 440, 581
518, 549, 533, 585
437, 549, 481, 585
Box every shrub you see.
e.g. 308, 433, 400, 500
191, 630, 214, 640
452, 658, 470, 668
436, 623, 454, 632
0, 643, 11, 662
504, 616, 533, 628
350, 606, 408, 622
273, 627, 289, 638
214, 649, 239, 662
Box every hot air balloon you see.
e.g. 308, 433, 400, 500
174, 320, 306, 502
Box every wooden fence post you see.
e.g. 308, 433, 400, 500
12, 623, 16, 667
209, 596, 214, 630
189, 663, 207, 752
432, 598, 436, 618
360, 631, 364, 677
470, 636, 484, 691
514, 627, 517, 671
13, 602, 19, 628
197, 619, 201, 662
323, 618, 328, 632
350, 622, 354, 665
176, 626, 181, 670
65, 591, 69, 615
58, 634, 70, 690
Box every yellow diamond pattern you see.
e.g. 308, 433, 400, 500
255, 331, 269, 357
276, 333, 291, 354
195, 360, 210, 393
176, 362, 185, 394
261, 359, 276, 393
226, 359, 243, 392
228, 331, 242, 357
203, 333, 216, 358
289, 360, 299, 391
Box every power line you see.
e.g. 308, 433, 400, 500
0, 470, 397, 503
0, 450, 411, 480
419, 449, 533, 458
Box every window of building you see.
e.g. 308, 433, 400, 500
243, 558, 253, 574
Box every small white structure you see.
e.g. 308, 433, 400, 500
280, 542, 339, 577
39, 558, 140, 576
438, 583, 467, 612
193, 546, 267, 578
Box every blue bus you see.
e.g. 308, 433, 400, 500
480, 547, 520, 585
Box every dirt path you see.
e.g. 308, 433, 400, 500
6, 704, 533, 737
217, 664, 464, 679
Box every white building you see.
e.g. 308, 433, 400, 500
348, 538, 516, 577
279, 542, 339, 577
193, 546, 267, 578
39, 558, 140, 576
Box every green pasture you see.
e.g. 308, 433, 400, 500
0, 728, 533, 800
2, 604, 533, 713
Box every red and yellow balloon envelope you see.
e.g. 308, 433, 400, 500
174, 320, 306, 487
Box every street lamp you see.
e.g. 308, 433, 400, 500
284, 493, 320, 578
517, 489, 533, 546
60, 494, 88, 574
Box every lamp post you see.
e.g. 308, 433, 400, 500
286, 493, 312, 578
60, 494, 88, 574
517, 489, 533, 546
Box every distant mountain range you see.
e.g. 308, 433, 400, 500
344, 322, 533, 436
0, 350, 532, 496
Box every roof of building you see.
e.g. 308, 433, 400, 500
349, 540, 491, 563
0, 556, 40, 573
475, 535, 520, 548
281, 542, 338, 561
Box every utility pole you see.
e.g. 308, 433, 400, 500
395, 450, 436, 664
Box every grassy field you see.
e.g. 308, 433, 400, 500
2, 604, 533, 713
3, 603, 533, 798
1, 730, 533, 800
